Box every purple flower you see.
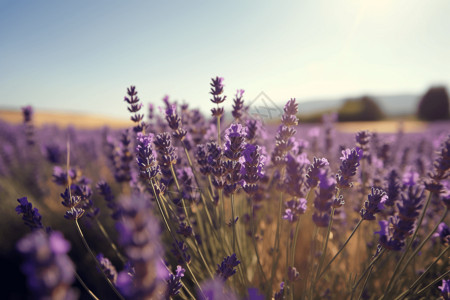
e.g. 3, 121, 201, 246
96, 253, 117, 284
15, 197, 43, 230
356, 130, 371, 159
241, 144, 266, 195
124, 86, 145, 133
433, 222, 450, 246
306, 157, 329, 188
136, 132, 160, 181
17, 230, 78, 300
232, 89, 245, 120
274, 282, 285, 300
385, 169, 400, 206
336, 148, 363, 189
167, 265, 185, 297
224, 123, 246, 161
283, 198, 307, 223
96, 180, 121, 219
171, 240, 191, 265
360, 187, 388, 221
375, 218, 404, 251
439, 279, 450, 300
210, 76, 226, 104
313, 174, 335, 227
165, 104, 187, 140
176, 222, 193, 238
216, 253, 240, 281
115, 194, 166, 299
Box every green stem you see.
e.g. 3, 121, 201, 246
170, 164, 214, 279
94, 218, 126, 264
75, 272, 100, 300
150, 181, 203, 298
319, 218, 364, 279
395, 245, 449, 300
351, 248, 385, 298
251, 200, 268, 284
416, 269, 450, 296
75, 220, 124, 300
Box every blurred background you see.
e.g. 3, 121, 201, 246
1, 0, 449, 125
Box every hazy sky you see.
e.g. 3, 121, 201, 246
1, 0, 449, 119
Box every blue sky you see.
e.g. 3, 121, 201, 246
1, 0, 449, 119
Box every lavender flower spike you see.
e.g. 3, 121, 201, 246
216, 253, 240, 281
15, 197, 44, 230
439, 279, 450, 300
360, 187, 388, 221
115, 194, 166, 299
336, 147, 363, 190
167, 265, 185, 297
17, 230, 78, 300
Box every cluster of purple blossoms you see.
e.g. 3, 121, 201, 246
283, 197, 307, 223
283, 153, 309, 198
271, 99, 298, 168
223, 124, 247, 195
154, 132, 177, 186
115, 194, 166, 299
96, 180, 121, 220
17, 230, 78, 300
356, 130, 371, 160
376, 186, 424, 251
216, 253, 240, 281
313, 174, 336, 227
360, 187, 388, 221
439, 279, 450, 300
426, 135, 450, 194
124, 86, 145, 133
165, 104, 187, 141
167, 265, 185, 298
210, 76, 226, 118
232, 89, 245, 120
96, 253, 118, 284
336, 148, 363, 190
384, 169, 401, 207
171, 240, 191, 265
136, 132, 160, 182
433, 222, 450, 246
306, 157, 329, 188
60, 188, 85, 220
15, 197, 44, 230
241, 144, 265, 196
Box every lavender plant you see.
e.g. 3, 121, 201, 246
5, 78, 450, 300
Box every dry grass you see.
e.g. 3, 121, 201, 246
0, 109, 130, 129
335, 120, 427, 133
0, 109, 428, 133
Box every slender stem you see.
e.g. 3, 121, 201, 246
231, 193, 237, 252
269, 189, 284, 295
397, 245, 449, 299
351, 248, 385, 297
251, 199, 268, 284
75, 220, 124, 300
416, 269, 450, 296
314, 207, 336, 283
94, 218, 126, 264
170, 164, 214, 279
319, 218, 364, 279
292, 187, 315, 267
150, 181, 203, 297
357, 264, 373, 300
384, 191, 433, 296
75, 272, 100, 300
395, 207, 448, 283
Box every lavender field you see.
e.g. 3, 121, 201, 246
0, 77, 448, 300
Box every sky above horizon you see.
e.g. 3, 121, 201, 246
1, 0, 449, 119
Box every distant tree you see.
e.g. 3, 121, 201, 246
417, 86, 450, 121
338, 96, 385, 122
